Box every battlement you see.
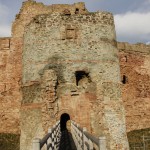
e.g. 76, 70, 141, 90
117, 42, 150, 54
27, 11, 114, 27
12, 1, 89, 37
19, 0, 88, 17
12, 1, 114, 38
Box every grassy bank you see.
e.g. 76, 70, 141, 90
0, 133, 20, 150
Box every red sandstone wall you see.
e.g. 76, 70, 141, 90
0, 38, 22, 134
118, 42, 150, 132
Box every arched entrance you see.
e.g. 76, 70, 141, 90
60, 113, 70, 131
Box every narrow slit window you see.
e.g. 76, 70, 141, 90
125, 56, 127, 62
122, 75, 127, 84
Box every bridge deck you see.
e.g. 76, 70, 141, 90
59, 130, 77, 150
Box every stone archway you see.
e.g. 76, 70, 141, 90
60, 113, 70, 131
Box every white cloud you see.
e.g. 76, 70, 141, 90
0, 24, 11, 37
0, 3, 9, 17
145, 0, 150, 4
146, 41, 150, 45
114, 12, 150, 43
0, 3, 11, 37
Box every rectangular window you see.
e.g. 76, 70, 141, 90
66, 29, 75, 39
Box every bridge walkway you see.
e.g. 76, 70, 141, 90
58, 130, 76, 150
32, 120, 106, 150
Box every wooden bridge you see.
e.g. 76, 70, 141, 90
32, 120, 106, 150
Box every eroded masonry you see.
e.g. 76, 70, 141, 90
0, 1, 150, 150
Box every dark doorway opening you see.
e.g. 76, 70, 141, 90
60, 113, 70, 131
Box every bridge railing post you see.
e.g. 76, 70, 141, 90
99, 136, 106, 150
89, 139, 94, 150
78, 125, 83, 150
77, 124, 80, 149
56, 123, 60, 145
52, 127, 55, 149
48, 128, 52, 149
33, 138, 40, 150
32, 121, 60, 150
83, 127, 87, 150
53, 125, 56, 149
73, 122, 77, 147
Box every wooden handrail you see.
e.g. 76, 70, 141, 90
84, 131, 99, 146
32, 120, 106, 150
71, 120, 106, 150
32, 121, 60, 150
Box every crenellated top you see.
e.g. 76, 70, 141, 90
117, 42, 150, 54
12, 1, 89, 37
11, 0, 115, 38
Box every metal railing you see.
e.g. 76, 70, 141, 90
71, 120, 106, 150
32, 121, 60, 150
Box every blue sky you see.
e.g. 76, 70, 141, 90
0, 0, 150, 44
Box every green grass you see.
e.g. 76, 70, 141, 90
0, 133, 20, 150
127, 128, 150, 150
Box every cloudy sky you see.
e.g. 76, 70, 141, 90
0, 0, 150, 44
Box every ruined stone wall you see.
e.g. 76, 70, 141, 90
12, 0, 88, 37
118, 42, 150, 132
2, 1, 150, 150
0, 0, 87, 135
0, 38, 21, 134
21, 7, 128, 149
1, 0, 149, 148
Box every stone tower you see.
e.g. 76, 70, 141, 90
19, 1, 129, 150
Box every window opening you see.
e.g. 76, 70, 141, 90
75, 71, 91, 86
122, 75, 127, 84
63, 9, 71, 16
75, 8, 79, 14
125, 56, 127, 62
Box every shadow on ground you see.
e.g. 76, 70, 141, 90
59, 130, 76, 150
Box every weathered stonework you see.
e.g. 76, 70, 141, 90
0, 37, 21, 134
0, 1, 150, 150
21, 3, 128, 149
118, 42, 150, 132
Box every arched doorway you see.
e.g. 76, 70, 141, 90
60, 113, 70, 131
